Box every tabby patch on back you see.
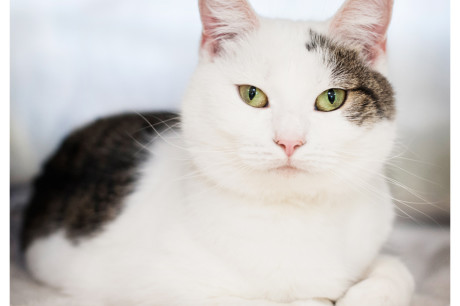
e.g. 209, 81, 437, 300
21, 112, 179, 248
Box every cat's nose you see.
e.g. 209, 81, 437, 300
274, 138, 305, 157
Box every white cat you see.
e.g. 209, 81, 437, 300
22, 0, 414, 305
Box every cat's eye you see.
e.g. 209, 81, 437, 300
315, 88, 347, 112
238, 85, 268, 108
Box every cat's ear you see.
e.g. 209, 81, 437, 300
329, 0, 393, 65
199, 0, 259, 57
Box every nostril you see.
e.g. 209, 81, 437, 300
276, 141, 286, 150
274, 139, 305, 157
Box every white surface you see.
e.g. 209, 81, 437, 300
11, 222, 450, 305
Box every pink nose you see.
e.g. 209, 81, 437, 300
274, 139, 304, 157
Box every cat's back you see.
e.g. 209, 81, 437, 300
21, 112, 179, 250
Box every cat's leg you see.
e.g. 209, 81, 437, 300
336, 255, 414, 306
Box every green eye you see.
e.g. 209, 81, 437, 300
238, 85, 268, 108
315, 88, 347, 112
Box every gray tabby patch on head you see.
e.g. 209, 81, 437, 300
306, 30, 395, 126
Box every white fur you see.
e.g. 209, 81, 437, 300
26, 0, 414, 305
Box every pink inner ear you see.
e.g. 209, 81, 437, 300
199, 1, 217, 54
379, 38, 387, 53
369, 0, 393, 49
199, 7, 220, 55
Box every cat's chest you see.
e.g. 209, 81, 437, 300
180, 181, 393, 300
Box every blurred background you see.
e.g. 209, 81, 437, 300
10, 0, 450, 223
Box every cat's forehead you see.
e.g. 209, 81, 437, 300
223, 20, 333, 88
242, 19, 330, 72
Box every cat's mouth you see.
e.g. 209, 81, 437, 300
273, 164, 304, 174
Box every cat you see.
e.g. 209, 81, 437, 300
21, 0, 415, 305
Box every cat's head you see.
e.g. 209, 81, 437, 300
181, 0, 396, 200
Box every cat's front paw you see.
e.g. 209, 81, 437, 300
335, 277, 411, 306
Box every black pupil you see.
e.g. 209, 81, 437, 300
249, 86, 257, 100
327, 89, 336, 104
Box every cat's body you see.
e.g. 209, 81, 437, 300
22, 0, 414, 305
24, 121, 393, 304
